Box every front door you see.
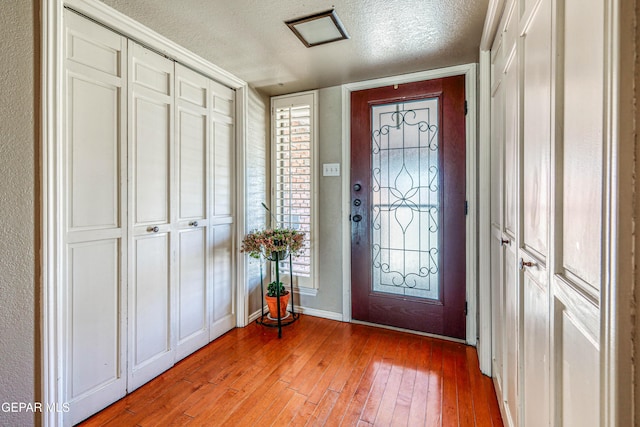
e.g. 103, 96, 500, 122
350, 76, 466, 339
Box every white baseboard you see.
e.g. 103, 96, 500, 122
248, 306, 268, 323
247, 305, 343, 324
295, 306, 343, 322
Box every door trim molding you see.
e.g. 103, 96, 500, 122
41, 1, 248, 425
478, 50, 493, 375
340, 63, 479, 347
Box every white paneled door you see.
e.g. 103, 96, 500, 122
175, 64, 210, 361
501, 4, 519, 424
209, 80, 236, 340
62, 11, 237, 423
520, 0, 552, 425
63, 11, 128, 425
489, 0, 608, 425
128, 41, 176, 391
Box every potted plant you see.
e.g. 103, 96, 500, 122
265, 281, 289, 319
241, 204, 305, 321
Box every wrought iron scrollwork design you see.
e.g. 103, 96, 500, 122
370, 102, 440, 297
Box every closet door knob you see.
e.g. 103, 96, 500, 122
147, 226, 160, 233
500, 238, 510, 246
190, 221, 199, 227
519, 258, 535, 271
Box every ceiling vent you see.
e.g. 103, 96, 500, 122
285, 9, 349, 48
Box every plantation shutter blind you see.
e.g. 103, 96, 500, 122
272, 92, 317, 288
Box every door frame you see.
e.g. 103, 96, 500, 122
41, 1, 248, 425
340, 63, 479, 348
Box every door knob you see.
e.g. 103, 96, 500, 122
189, 221, 198, 227
353, 183, 361, 192
500, 238, 510, 246
148, 226, 160, 233
519, 258, 535, 271
352, 214, 362, 223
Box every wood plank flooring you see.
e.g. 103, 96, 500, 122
79, 315, 503, 426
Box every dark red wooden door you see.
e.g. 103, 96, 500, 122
350, 76, 466, 339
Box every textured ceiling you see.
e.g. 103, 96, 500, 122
101, 0, 489, 96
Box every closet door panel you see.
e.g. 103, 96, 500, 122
552, 280, 600, 426
522, 0, 551, 259
177, 228, 207, 343
503, 53, 518, 237
490, 34, 505, 399
63, 10, 128, 425
490, 79, 503, 228
520, 1, 552, 425
503, 243, 519, 427
128, 41, 175, 391
502, 12, 519, 425
211, 224, 235, 340
211, 81, 235, 219
175, 64, 211, 361
132, 235, 171, 364
178, 110, 206, 219
69, 240, 120, 398
68, 77, 119, 229
562, 0, 604, 292
212, 121, 234, 217
133, 97, 171, 224
490, 232, 504, 391
210, 80, 236, 341
522, 269, 549, 427
553, 0, 604, 424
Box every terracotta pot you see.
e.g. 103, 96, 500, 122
265, 291, 290, 319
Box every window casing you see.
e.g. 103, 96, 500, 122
271, 91, 318, 291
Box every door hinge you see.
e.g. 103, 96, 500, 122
464, 301, 468, 316
464, 100, 468, 116
465, 200, 469, 215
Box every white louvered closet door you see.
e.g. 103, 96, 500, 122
209, 80, 236, 341
209, 79, 237, 341
62, 10, 128, 425
175, 64, 211, 361
127, 41, 176, 391
61, 11, 239, 422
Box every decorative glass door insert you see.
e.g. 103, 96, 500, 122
371, 98, 440, 300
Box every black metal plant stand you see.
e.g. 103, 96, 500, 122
255, 250, 299, 338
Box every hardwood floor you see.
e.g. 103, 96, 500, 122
79, 315, 503, 426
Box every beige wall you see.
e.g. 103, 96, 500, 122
297, 86, 344, 314
0, 1, 38, 426
252, 86, 345, 317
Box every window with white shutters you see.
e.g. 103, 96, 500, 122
271, 91, 317, 288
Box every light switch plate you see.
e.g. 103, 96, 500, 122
323, 163, 340, 176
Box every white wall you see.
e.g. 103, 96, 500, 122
0, 1, 38, 426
